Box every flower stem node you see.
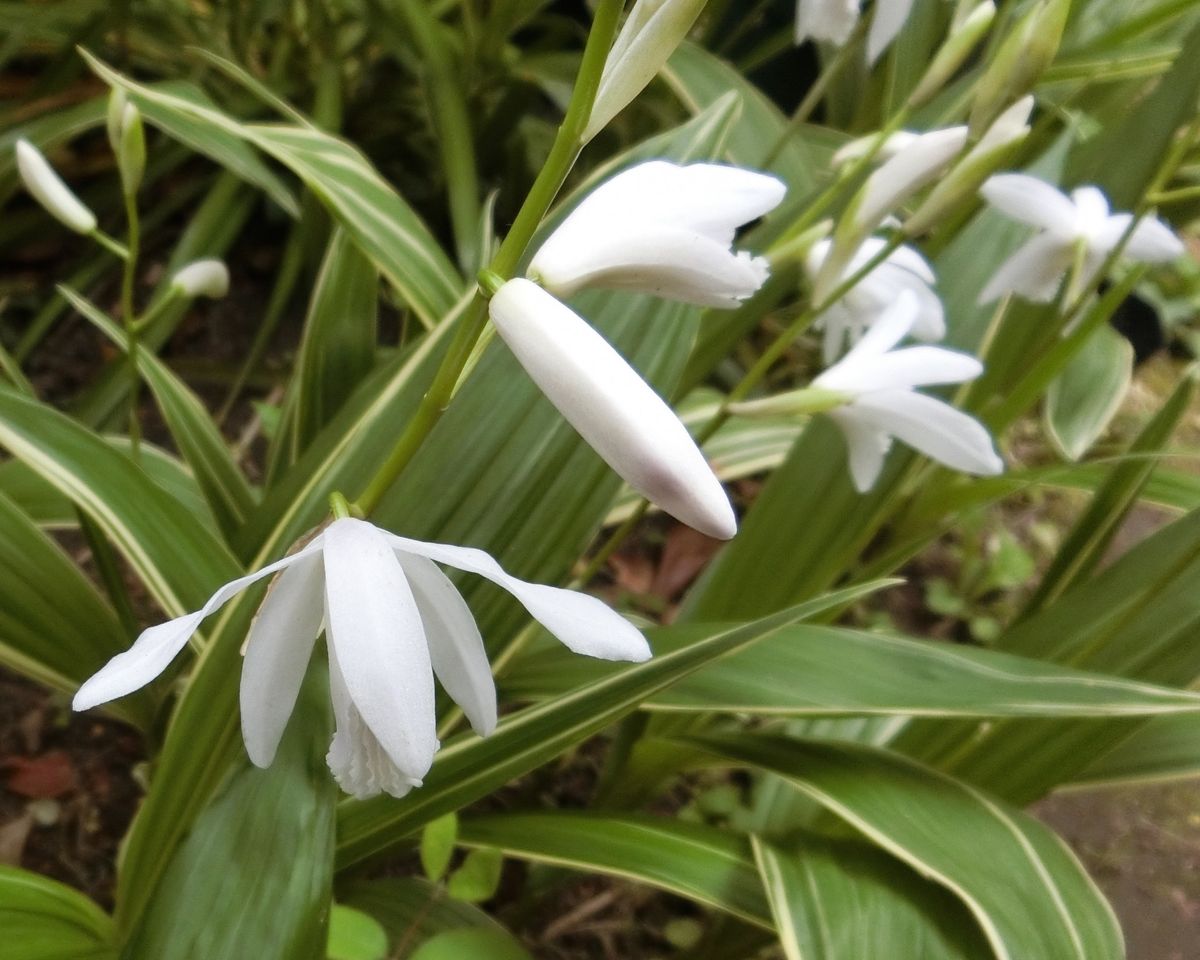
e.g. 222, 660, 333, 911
15, 139, 97, 235
489, 278, 737, 540
72, 518, 651, 799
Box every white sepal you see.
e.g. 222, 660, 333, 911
172, 259, 230, 299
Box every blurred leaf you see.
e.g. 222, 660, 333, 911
0, 864, 116, 960
446, 848, 503, 903
408, 930, 532, 960
753, 834, 992, 960
327, 905, 388, 960
1046, 324, 1133, 461
1072, 711, 1200, 787
690, 734, 1123, 960
420, 813, 458, 882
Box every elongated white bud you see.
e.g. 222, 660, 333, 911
489, 279, 736, 539
172, 259, 230, 299
15, 139, 97, 235
584, 0, 707, 141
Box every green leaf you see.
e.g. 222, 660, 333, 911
0, 490, 148, 725
408, 930, 532, 960
80, 51, 463, 326
752, 834, 992, 960
1072, 712, 1200, 787
420, 813, 459, 883
689, 734, 1123, 960
458, 813, 770, 927
446, 848, 503, 904
337, 876, 513, 948
0, 386, 241, 618
57, 285, 257, 538
281, 228, 379, 461
0, 864, 116, 960
503, 621, 1200, 718
335, 585, 890, 871
124, 666, 336, 959
1046, 324, 1133, 461
327, 905, 389, 960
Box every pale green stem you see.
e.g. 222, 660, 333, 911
351, 0, 624, 517
121, 190, 142, 463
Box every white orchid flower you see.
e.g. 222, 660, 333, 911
15, 139, 97, 235
979, 174, 1184, 304
807, 237, 945, 363
814, 294, 1003, 491
527, 160, 786, 309
172, 259, 230, 299
795, 0, 917, 65
73, 518, 650, 799
489, 278, 736, 540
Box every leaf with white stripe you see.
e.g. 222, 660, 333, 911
80, 50, 462, 325
688, 734, 1123, 960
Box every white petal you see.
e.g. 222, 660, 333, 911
16, 139, 97, 234
976, 96, 1035, 153
489, 280, 736, 539
796, 0, 861, 46
323, 518, 438, 783
1123, 216, 1185, 262
829, 409, 892, 492
172, 259, 230, 299
981, 174, 1078, 235
821, 344, 981, 394
73, 538, 326, 711
832, 131, 920, 167
326, 654, 419, 800
819, 291, 917, 374
882, 242, 936, 284
857, 127, 968, 230
978, 233, 1072, 304
853, 390, 1004, 475
532, 225, 770, 307
383, 535, 652, 663
867, 0, 917, 63
240, 550, 327, 768
397, 553, 497, 737
529, 161, 784, 301
1070, 186, 1110, 234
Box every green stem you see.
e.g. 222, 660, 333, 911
121, 191, 142, 463
351, 0, 623, 517
89, 228, 130, 260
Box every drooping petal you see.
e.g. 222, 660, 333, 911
323, 518, 438, 784
867, 0, 917, 64
73, 537, 326, 711
383, 534, 652, 663
240, 550, 327, 769
981, 173, 1078, 235
829, 408, 893, 492
853, 390, 1004, 476
818, 292, 917, 377
489, 280, 736, 539
397, 552, 497, 737
856, 127, 968, 230
326, 653, 420, 800
1123, 216, 1185, 262
528, 161, 784, 302
531, 225, 771, 308
978, 233, 1072, 304
796, 0, 861, 46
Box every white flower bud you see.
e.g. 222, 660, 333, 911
15, 139, 97, 235
171, 259, 230, 299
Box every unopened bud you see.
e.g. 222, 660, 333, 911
113, 99, 146, 197
584, 0, 706, 141
15, 139, 97, 234
969, 0, 1068, 134
908, 1, 996, 108
172, 259, 230, 299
